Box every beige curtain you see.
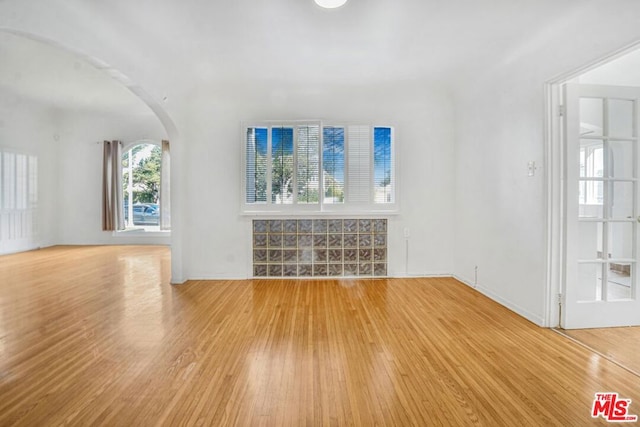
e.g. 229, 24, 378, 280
102, 140, 124, 231
160, 140, 171, 230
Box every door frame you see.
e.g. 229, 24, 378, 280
545, 40, 640, 328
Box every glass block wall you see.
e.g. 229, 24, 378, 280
252, 219, 387, 277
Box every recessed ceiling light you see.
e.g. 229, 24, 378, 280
314, 0, 348, 9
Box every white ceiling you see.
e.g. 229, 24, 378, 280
0, 31, 153, 114
0, 0, 636, 112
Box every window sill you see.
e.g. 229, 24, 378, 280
113, 229, 171, 237
240, 209, 399, 218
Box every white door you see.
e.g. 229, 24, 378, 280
563, 83, 640, 329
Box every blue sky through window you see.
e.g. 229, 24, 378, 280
374, 127, 391, 183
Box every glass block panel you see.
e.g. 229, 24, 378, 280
269, 219, 283, 233
299, 265, 313, 276
328, 249, 343, 263
374, 249, 386, 262
373, 219, 387, 233
344, 234, 358, 248
313, 235, 327, 248
284, 219, 297, 233
577, 263, 604, 301
298, 219, 313, 232
374, 263, 387, 276
344, 249, 357, 262
344, 264, 358, 276
298, 234, 312, 247
254, 264, 268, 277
328, 219, 342, 233
374, 234, 386, 248
610, 181, 634, 220
578, 221, 603, 260
359, 249, 372, 262
608, 99, 634, 138
268, 264, 282, 277
252, 218, 386, 278
253, 220, 267, 233
607, 264, 632, 300
283, 250, 297, 263
313, 219, 327, 233
283, 264, 298, 277
609, 222, 633, 260
298, 248, 313, 263
314, 264, 328, 276
283, 234, 298, 248
328, 234, 343, 248
579, 98, 603, 137
268, 234, 283, 248
359, 263, 372, 275
343, 219, 357, 233
329, 264, 343, 276
269, 250, 282, 263
254, 250, 267, 263
609, 140, 634, 179
254, 234, 268, 248
314, 250, 327, 263
358, 219, 371, 232
359, 234, 372, 247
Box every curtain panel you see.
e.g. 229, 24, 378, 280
160, 140, 171, 230
102, 140, 124, 231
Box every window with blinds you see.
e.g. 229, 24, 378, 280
242, 122, 396, 213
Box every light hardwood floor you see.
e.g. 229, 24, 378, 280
559, 326, 640, 377
0, 246, 638, 426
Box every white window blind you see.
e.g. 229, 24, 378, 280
245, 127, 268, 203
242, 122, 396, 213
347, 125, 371, 204
296, 125, 320, 204
322, 127, 345, 204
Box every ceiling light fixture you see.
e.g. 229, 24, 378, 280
314, 0, 348, 9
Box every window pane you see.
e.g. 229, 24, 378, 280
245, 127, 267, 203
374, 127, 393, 204
323, 127, 345, 204
297, 125, 320, 204
579, 139, 603, 178
579, 97, 603, 137
272, 127, 294, 204
608, 99, 634, 138
609, 140, 634, 179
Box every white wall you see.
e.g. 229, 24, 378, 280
177, 80, 455, 278
0, 89, 58, 253
55, 109, 170, 245
452, 4, 640, 326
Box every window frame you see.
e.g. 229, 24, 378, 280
241, 121, 398, 215
116, 140, 171, 234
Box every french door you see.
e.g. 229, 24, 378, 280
563, 83, 640, 329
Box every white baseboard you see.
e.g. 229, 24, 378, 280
453, 274, 545, 327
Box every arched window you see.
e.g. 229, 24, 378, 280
122, 142, 166, 231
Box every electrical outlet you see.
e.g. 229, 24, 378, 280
403, 227, 410, 238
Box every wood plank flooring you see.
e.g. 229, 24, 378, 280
0, 245, 638, 426
559, 327, 640, 376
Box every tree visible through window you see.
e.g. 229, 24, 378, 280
244, 123, 395, 211
122, 143, 162, 230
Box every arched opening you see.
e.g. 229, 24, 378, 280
0, 29, 182, 281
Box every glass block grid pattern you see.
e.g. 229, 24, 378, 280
253, 219, 387, 277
